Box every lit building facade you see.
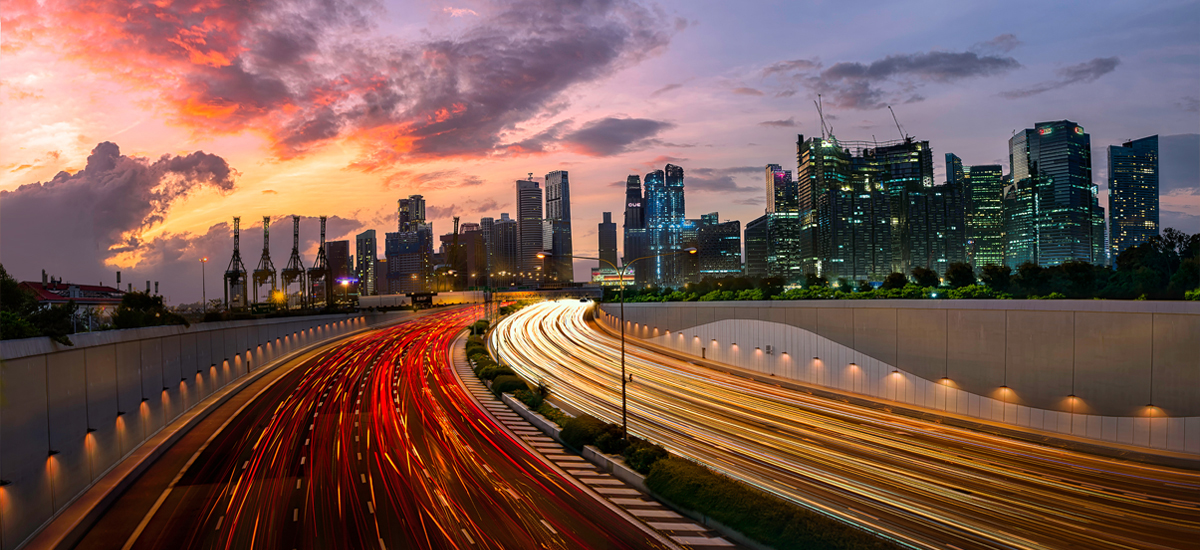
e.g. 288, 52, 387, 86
598, 212, 618, 268
697, 213, 741, 277
744, 214, 770, 278
1008, 120, 1105, 266
765, 164, 802, 281
1108, 135, 1159, 264
355, 230, 376, 295
623, 175, 649, 285
516, 179, 543, 282
948, 154, 1006, 268
544, 170, 573, 283
644, 164, 688, 287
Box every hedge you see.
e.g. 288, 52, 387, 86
491, 374, 528, 395
560, 414, 606, 451
622, 437, 669, 474
647, 458, 900, 550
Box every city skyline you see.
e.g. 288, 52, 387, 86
2, 0, 1197, 303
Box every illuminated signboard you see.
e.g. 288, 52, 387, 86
1075, 126, 1084, 135
1038, 127, 1053, 135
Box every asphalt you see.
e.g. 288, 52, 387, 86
76, 306, 669, 549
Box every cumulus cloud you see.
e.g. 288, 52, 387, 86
9, 0, 676, 167
425, 198, 503, 220
1001, 56, 1120, 99
0, 142, 238, 291
761, 38, 1021, 109
561, 117, 675, 156
758, 117, 798, 127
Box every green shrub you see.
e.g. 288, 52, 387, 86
512, 389, 544, 410
536, 403, 570, 427
623, 438, 669, 474
470, 319, 490, 334
478, 365, 515, 381
561, 414, 606, 451
491, 374, 528, 395
594, 423, 630, 454
647, 458, 900, 550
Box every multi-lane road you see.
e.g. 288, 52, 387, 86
491, 300, 1200, 550
80, 306, 670, 549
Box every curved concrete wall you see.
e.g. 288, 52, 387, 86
597, 300, 1200, 455
0, 312, 396, 550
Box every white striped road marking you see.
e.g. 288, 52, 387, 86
215, 516, 224, 531
368, 501, 375, 514
293, 508, 299, 522
540, 520, 557, 535
296, 479, 302, 489
242, 461, 249, 470
461, 529, 475, 545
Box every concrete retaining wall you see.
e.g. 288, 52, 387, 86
597, 300, 1200, 455
0, 312, 394, 550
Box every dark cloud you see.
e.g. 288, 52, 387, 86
1160, 210, 1200, 234
498, 120, 574, 154
774, 90, 797, 98
687, 167, 759, 193
1161, 134, 1199, 194
38, 0, 676, 166
561, 117, 675, 156
762, 58, 819, 77
971, 34, 1021, 55
651, 83, 682, 97
1001, 56, 1120, 99
0, 142, 257, 299
764, 46, 1020, 110
758, 117, 798, 127
425, 198, 503, 220
642, 155, 689, 168
732, 87, 765, 96
1176, 96, 1198, 113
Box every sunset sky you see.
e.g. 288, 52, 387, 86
2, 0, 1197, 304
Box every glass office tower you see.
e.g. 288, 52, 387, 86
1108, 135, 1159, 265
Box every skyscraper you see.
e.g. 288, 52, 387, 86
623, 175, 648, 284
398, 195, 426, 232
326, 240, 351, 280
544, 170, 573, 283
744, 215, 769, 278
516, 179, 543, 281
765, 164, 802, 281
493, 213, 519, 281
355, 230, 377, 295
598, 212, 618, 268
644, 164, 687, 286
697, 213, 741, 277
1003, 177, 1040, 268
1008, 120, 1105, 266
948, 154, 1005, 268
1108, 135, 1159, 264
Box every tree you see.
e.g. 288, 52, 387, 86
803, 273, 828, 288
1013, 262, 1047, 297
113, 292, 190, 329
882, 272, 908, 290
979, 264, 1011, 292
944, 262, 976, 288
1, 264, 36, 315
910, 266, 940, 288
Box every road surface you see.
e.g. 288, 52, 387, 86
491, 300, 1200, 550
80, 306, 669, 549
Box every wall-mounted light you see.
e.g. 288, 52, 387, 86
48, 449, 60, 456
117, 411, 125, 416
813, 356, 820, 361
849, 362, 857, 367
1000, 385, 1009, 389
163, 386, 170, 391
181, 377, 187, 382
87, 428, 97, 433
0, 479, 11, 487
892, 369, 900, 374
141, 397, 149, 402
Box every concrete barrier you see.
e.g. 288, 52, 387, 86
501, 394, 562, 441
597, 300, 1200, 455
0, 312, 402, 550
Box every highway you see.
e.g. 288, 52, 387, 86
86, 306, 669, 549
491, 300, 1200, 550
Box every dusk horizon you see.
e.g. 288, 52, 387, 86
3, 0, 1198, 304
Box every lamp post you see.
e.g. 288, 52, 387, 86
200, 257, 209, 313
539, 247, 696, 440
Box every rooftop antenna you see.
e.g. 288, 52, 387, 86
527, 172, 534, 181
888, 105, 907, 141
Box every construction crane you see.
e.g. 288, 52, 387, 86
253, 216, 277, 306
224, 217, 248, 311
888, 105, 909, 141
813, 94, 831, 141
281, 215, 305, 309
307, 216, 330, 308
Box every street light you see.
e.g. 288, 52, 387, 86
200, 257, 209, 313
539, 247, 697, 440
